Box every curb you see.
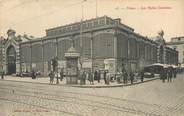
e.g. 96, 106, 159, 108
0, 77, 159, 88
0, 79, 54, 86
71, 77, 159, 88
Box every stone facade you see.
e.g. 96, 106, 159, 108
0, 16, 178, 75
0, 30, 34, 74
167, 36, 184, 66
153, 30, 178, 65
0, 37, 5, 72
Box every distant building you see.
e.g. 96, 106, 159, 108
0, 36, 6, 71
0, 16, 178, 75
152, 30, 178, 65
167, 36, 184, 66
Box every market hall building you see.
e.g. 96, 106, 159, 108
0, 16, 178, 75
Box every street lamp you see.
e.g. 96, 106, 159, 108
79, 0, 87, 70
91, 32, 93, 74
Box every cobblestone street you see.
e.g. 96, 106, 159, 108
0, 73, 184, 116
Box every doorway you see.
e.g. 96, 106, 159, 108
7, 45, 16, 75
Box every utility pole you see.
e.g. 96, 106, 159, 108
41, 38, 44, 76
80, 0, 87, 70
96, 0, 98, 18
114, 23, 118, 75
91, 32, 93, 73
56, 39, 59, 84
80, 3, 83, 49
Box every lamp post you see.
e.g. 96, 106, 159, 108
91, 32, 93, 74
79, 0, 87, 70
41, 38, 44, 76
56, 38, 59, 84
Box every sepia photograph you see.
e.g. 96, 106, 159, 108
0, 0, 184, 115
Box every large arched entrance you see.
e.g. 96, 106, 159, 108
7, 45, 16, 75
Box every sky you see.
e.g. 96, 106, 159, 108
0, 0, 184, 42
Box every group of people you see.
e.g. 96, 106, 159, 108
116, 70, 144, 84
80, 70, 110, 85
160, 68, 177, 83
43, 67, 179, 85
47, 67, 179, 85
48, 70, 64, 84
78, 69, 145, 85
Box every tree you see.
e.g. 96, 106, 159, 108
51, 57, 59, 84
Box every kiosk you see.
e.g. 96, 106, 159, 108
64, 46, 80, 84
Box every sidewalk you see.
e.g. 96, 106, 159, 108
0, 75, 159, 88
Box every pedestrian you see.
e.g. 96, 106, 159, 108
1, 70, 4, 80
94, 70, 98, 81
106, 71, 110, 85
49, 71, 54, 84
31, 70, 34, 79
83, 71, 86, 85
116, 70, 121, 84
55, 72, 59, 84
60, 69, 64, 81
162, 68, 167, 83
86, 71, 89, 81
140, 71, 144, 82
170, 69, 172, 82
134, 71, 139, 82
173, 69, 177, 78
88, 71, 94, 85
168, 69, 172, 82
130, 71, 134, 84
123, 70, 128, 84
104, 70, 107, 84
32, 70, 36, 79
80, 71, 86, 85
97, 70, 101, 83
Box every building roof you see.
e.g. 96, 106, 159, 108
46, 15, 133, 32
170, 36, 184, 43
167, 41, 184, 45
45, 15, 134, 37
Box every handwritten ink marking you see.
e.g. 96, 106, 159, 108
126, 6, 136, 10
158, 6, 172, 9
141, 6, 146, 10
147, 6, 157, 10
